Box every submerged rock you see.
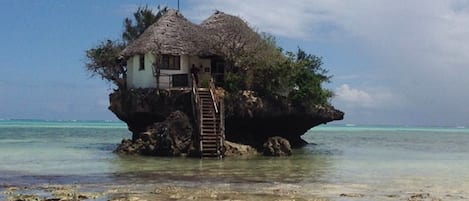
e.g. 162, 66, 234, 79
262, 136, 292, 156
115, 111, 193, 156
223, 141, 258, 157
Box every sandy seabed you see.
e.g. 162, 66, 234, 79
2, 182, 464, 201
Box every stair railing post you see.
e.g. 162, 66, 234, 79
191, 74, 203, 156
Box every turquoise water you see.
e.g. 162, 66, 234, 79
1, 120, 469, 200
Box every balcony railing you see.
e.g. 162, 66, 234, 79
154, 73, 190, 89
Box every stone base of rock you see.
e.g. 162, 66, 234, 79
223, 141, 258, 157
109, 89, 343, 151
263, 136, 292, 156
115, 111, 193, 156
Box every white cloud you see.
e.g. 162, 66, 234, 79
334, 84, 398, 109
187, 0, 347, 39
335, 84, 372, 106
186, 0, 469, 125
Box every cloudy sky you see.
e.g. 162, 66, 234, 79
1, 0, 468, 126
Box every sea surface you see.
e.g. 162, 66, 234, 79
1, 120, 469, 200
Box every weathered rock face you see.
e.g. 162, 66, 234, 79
109, 89, 194, 140
115, 111, 194, 156
110, 88, 344, 155
224, 141, 259, 157
263, 136, 292, 156
224, 91, 344, 148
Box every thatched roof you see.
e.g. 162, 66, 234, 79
201, 10, 253, 35
121, 9, 262, 58
121, 9, 209, 57
201, 11, 264, 60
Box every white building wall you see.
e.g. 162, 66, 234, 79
127, 53, 156, 88
127, 53, 208, 89
126, 57, 135, 88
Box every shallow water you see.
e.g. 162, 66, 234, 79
1, 120, 468, 200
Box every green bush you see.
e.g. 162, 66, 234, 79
223, 72, 245, 93
248, 46, 333, 108
199, 77, 210, 88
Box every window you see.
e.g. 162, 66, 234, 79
139, 54, 145, 70
161, 55, 180, 70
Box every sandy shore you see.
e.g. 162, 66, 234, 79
2, 182, 463, 201
1, 183, 331, 201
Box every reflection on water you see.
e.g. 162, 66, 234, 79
109, 148, 335, 185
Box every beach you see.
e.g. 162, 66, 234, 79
1, 120, 468, 200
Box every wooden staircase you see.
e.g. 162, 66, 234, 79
191, 75, 224, 158
198, 89, 223, 158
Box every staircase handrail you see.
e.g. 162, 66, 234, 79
209, 77, 219, 114
209, 77, 225, 158
191, 74, 203, 154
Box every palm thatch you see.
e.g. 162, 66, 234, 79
201, 10, 256, 39
121, 9, 209, 57
201, 11, 263, 61
121, 9, 263, 59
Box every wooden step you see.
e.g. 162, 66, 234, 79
202, 122, 216, 125
201, 132, 217, 135
202, 148, 218, 152
202, 129, 216, 132
203, 146, 218, 152
202, 145, 219, 148
201, 136, 219, 139
201, 132, 218, 135
201, 141, 219, 144
201, 134, 218, 138
201, 125, 216, 128
201, 140, 219, 144
202, 122, 216, 124
201, 142, 219, 145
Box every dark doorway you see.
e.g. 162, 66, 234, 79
211, 57, 225, 86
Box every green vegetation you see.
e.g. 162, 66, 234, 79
85, 40, 126, 89
85, 5, 167, 89
85, 5, 333, 108
122, 5, 168, 43
223, 35, 333, 108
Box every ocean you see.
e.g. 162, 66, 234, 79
1, 120, 468, 200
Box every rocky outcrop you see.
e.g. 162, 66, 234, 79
109, 89, 194, 140
115, 111, 194, 156
110, 88, 344, 157
224, 91, 344, 148
263, 136, 292, 156
224, 141, 259, 157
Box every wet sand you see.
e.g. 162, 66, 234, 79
2, 182, 466, 201
1, 183, 330, 201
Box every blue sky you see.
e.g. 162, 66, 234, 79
1, 0, 469, 126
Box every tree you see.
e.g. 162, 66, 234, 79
248, 44, 333, 108
122, 5, 167, 44
85, 5, 167, 89
288, 48, 333, 107
85, 40, 126, 89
